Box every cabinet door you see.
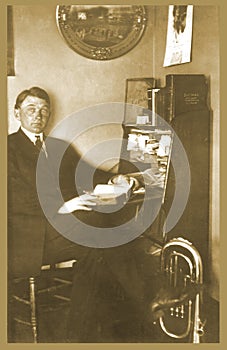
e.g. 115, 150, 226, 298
164, 108, 210, 279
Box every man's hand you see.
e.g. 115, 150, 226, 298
58, 195, 96, 214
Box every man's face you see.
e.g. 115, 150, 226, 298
15, 95, 51, 134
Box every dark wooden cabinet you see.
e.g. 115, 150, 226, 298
162, 75, 211, 281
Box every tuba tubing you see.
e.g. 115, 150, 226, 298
158, 237, 205, 343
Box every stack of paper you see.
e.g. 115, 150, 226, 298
93, 183, 131, 199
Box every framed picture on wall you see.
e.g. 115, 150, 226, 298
56, 5, 147, 60
124, 78, 156, 124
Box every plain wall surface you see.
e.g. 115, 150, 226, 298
7, 5, 220, 300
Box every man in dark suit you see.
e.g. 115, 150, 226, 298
7, 86, 95, 279
7, 87, 103, 343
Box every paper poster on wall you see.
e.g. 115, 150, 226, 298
163, 5, 193, 67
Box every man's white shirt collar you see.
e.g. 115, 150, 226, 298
21, 127, 48, 157
21, 127, 44, 144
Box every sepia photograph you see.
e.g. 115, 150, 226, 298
4, 1, 220, 345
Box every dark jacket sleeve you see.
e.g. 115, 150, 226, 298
59, 143, 114, 200
8, 140, 43, 216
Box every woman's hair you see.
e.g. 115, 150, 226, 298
15, 87, 50, 109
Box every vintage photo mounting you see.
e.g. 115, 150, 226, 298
56, 5, 147, 60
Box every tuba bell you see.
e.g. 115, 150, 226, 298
154, 237, 206, 343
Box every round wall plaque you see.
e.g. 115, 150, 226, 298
56, 5, 147, 60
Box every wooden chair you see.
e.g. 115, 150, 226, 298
9, 259, 76, 343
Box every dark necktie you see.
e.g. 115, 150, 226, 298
35, 135, 43, 151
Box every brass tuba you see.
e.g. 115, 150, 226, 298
156, 237, 205, 343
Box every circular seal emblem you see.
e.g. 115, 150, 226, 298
56, 5, 147, 60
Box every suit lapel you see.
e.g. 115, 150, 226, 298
17, 128, 41, 158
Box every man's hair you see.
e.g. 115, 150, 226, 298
15, 87, 50, 109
